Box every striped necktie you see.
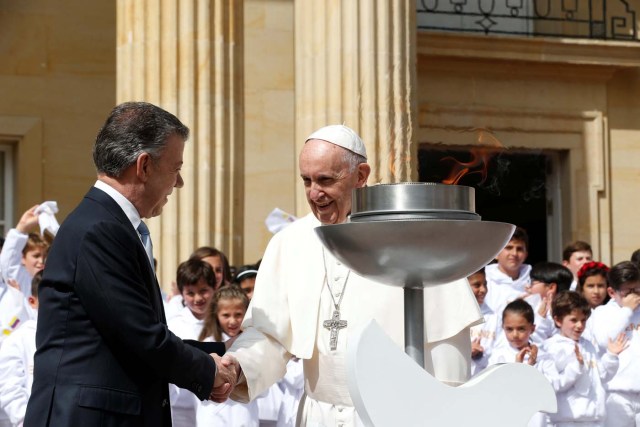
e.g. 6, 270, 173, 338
137, 221, 154, 273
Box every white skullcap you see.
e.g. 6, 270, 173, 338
305, 125, 367, 159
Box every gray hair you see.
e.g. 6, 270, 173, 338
93, 102, 189, 177
342, 149, 367, 173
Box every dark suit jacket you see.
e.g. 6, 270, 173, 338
24, 187, 218, 427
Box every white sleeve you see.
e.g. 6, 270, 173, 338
0, 333, 29, 426
227, 327, 292, 403
538, 355, 586, 393
590, 306, 633, 349
0, 229, 29, 296
598, 351, 620, 383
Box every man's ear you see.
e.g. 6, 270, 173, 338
355, 163, 371, 188
136, 152, 152, 182
607, 287, 617, 299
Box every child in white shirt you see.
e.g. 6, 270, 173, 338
167, 258, 217, 427
589, 261, 640, 427
525, 262, 573, 345
468, 268, 500, 376
485, 227, 532, 314
488, 299, 539, 366
0, 271, 41, 427
197, 286, 258, 427
0, 206, 48, 300
539, 291, 626, 426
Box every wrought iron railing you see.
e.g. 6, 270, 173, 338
417, 0, 639, 42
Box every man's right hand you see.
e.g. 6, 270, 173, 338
210, 353, 240, 403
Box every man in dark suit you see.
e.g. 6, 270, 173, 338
24, 102, 238, 427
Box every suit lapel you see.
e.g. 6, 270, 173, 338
85, 187, 166, 323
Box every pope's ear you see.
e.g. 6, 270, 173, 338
356, 163, 371, 187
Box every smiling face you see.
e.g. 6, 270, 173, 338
299, 139, 370, 225
555, 309, 587, 342
181, 279, 215, 320
468, 272, 487, 305
503, 312, 535, 350
581, 274, 608, 308
216, 298, 246, 338
139, 134, 185, 218
495, 239, 528, 279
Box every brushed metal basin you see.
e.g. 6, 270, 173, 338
315, 219, 514, 287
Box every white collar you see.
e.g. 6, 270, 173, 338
94, 180, 142, 230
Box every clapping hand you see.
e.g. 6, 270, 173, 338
516, 344, 538, 366
574, 343, 584, 366
608, 332, 629, 356
209, 353, 240, 403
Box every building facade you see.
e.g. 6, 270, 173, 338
1, 0, 640, 287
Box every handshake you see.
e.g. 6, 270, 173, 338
209, 353, 240, 402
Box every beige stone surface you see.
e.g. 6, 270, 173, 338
0, 0, 116, 221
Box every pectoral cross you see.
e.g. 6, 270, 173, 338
323, 309, 348, 351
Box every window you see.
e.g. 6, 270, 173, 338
0, 141, 15, 237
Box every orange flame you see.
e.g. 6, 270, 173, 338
441, 129, 502, 185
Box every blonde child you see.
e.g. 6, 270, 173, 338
167, 258, 217, 427
538, 291, 625, 426
468, 268, 500, 376
197, 286, 258, 426
0, 270, 42, 427
485, 227, 531, 314
488, 299, 539, 366
589, 261, 640, 427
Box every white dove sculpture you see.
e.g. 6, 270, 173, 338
347, 320, 557, 427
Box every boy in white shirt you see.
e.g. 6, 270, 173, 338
0, 206, 48, 301
589, 261, 640, 427
525, 262, 573, 345
562, 241, 593, 291
0, 270, 42, 427
539, 291, 626, 426
485, 227, 532, 314
468, 268, 500, 376
167, 258, 217, 427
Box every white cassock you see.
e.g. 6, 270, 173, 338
228, 213, 482, 426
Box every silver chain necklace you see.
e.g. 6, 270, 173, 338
321, 248, 350, 351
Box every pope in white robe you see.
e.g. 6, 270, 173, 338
226, 125, 483, 426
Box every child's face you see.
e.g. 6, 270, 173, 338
22, 248, 45, 277
181, 279, 215, 320
555, 309, 587, 342
202, 255, 224, 289
564, 251, 592, 276
582, 274, 607, 308
217, 298, 246, 337
609, 280, 640, 307
495, 239, 528, 276
467, 272, 487, 305
240, 277, 256, 300
526, 280, 553, 298
503, 312, 535, 350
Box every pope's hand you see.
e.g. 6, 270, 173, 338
210, 353, 240, 402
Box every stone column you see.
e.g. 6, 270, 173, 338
294, 0, 417, 213
117, 0, 244, 288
